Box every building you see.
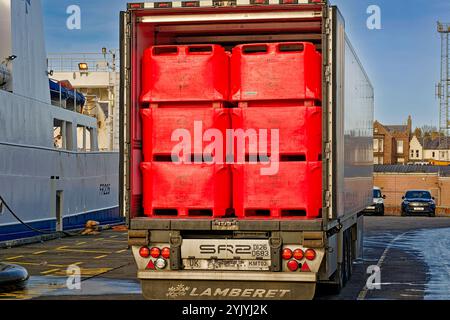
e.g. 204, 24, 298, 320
374, 165, 450, 211
373, 116, 412, 165
409, 136, 450, 162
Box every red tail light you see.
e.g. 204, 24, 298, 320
305, 249, 317, 261
282, 248, 293, 260
161, 247, 171, 259
293, 249, 304, 260
301, 262, 311, 272
139, 247, 150, 258
287, 260, 299, 272
150, 247, 161, 258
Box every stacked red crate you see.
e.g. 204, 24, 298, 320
230, 42, 323, 219
140, 45, 231, 218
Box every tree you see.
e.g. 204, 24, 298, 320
413, 127, 423, 138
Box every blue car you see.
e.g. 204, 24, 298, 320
401, 190, 436, 217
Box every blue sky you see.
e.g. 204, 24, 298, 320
42, 0, 450, 128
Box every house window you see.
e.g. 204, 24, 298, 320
374, 156, 379, 165
416, 150, 419, 158
397, 140, 404, 154
379, 157, 384, 165
373, 139, 383, 152
411, 150, 414, 158
432, 151, 436, 158
398, 158, 405, 164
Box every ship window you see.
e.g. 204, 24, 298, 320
54, 119, 74, 151
77, 125, 93, 152
54, 119, 64, 149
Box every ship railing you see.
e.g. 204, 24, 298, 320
47, 51, 119, 73
50, 85, 84, 114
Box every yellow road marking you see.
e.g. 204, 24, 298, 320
13, 262, 67, 268
0, 292, 30, 300
94, 255, 108, 259
52, 267, 113, 277
41, 268, 60, 275
73, 262, 84, 266
110, 235, 118, 238
76, 242, 87, 246
32, 251, 47, 255
56, 248, 112, 254
98, 239, 126, 243
116, 249, 127, 254
6, 255, 24, 260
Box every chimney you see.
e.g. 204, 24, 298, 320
407, 115, 412, 134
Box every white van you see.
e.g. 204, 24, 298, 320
364, 187, 385, 216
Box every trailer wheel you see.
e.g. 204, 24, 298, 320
342, 230, 350, 284
328, 233, 347, 294
345, 229, 353, 281
328, 266, 344, 294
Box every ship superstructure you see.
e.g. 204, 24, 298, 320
0, 0, 121, 241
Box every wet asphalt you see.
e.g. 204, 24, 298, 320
317, 216, 450, 300
1, 216, 450, 300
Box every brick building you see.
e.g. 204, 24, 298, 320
374, 165, 450, 210
373, 116, 412, 165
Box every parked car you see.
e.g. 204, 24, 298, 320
401, 190, 436, 217
364, 187, 385, 216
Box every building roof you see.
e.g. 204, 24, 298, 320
374, 164, 450, 176
422, 137, 450, 150
385, 125, 408, 133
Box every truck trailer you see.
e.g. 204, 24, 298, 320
120, 0, 374, 300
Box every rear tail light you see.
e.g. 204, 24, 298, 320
282, 248, 293, 260
181, 1, 200, 7
287, 260, 299, 272
139, 247, 150, 258
155, 258, 167, 270
161, 247, 171, 259
150, 247, 161, 258
305, 249, 317, 261
293, 249, 304, 260
301, 262, 311, 272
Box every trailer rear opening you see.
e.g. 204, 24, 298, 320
120, 0, 374, 300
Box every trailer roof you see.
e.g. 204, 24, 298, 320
127, 0, 323, 10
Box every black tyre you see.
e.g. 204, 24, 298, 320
346, 230, 353, 280
429, 211, 436, 218
328, 233, 348, 294
379, 205, 385, 216
329, 265, 345, 294
341, 230, 351, 286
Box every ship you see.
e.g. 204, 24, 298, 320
0, 0, 121, 241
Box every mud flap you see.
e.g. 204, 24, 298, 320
141, 279, 316, 301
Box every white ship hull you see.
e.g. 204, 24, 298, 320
0, 88, 120, 242
0, 0, 121, 241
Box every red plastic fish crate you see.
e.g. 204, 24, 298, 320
140, 107, 230, 162
233, 162, 322, 219
230, 106, 322, 162
140, 162, 231, 218
141, 45, 230, 104
231, 42, 322, 102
